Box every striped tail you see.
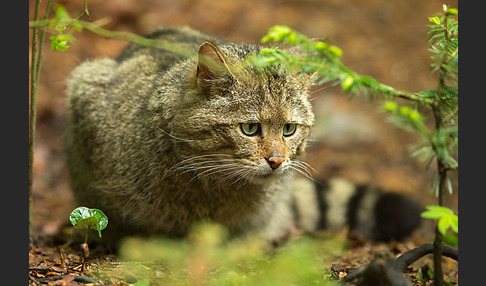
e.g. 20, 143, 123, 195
290, 177, 423, 241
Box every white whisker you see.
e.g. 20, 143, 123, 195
171, 153, 310, 189
235, 169, 256, 187
296, 160, 316, 173
290, 160, 315, 182
221, 166, 254, 187
158, 127, 196, 142
171, 153, 254, 188
281, 171, 295, 183
195, 163, 241, 178
173, 160, 237, 174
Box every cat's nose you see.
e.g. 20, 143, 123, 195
267, 156, 285, 170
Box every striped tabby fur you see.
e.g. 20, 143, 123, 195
65, 26, 421, 246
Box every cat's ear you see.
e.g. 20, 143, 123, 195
196, 41, 234, 83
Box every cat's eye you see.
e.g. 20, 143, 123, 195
283, 123, 297, 136
241, 123, 260, 136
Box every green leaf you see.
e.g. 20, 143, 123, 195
55, 33, 76, 44
446, 8, 458, 16
50, 36, 69, 52
421, 205, 458, 235
450, 213, 458, 233
399, 106, 410, 116
383, 101, 397, 112
314, 41, 328, 52
438, 215, 452, 235
328, 45, 343, 57
421, 205, 453, 219
409, 110, 422, 122
70, 206, 108, 238
341, 75, 354, 91
51, 4, 72, 32
429, 16, 441, 25
261, 25, 292, 43
443, 232, 458, 247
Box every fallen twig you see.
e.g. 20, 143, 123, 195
341, 244, 458, 284
28, 266, 51, 271
395, 243, 458, 272
31, 274, 98, 284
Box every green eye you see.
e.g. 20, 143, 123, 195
241, 123, 260, 136
283, 123, 297, 136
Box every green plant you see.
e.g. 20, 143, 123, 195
69, 206, 109, 272
70, 206, 108, 238
421, 205, 458, 247
115, 222, 342, 285
29, 4, 196, 58
421, 206, 458, 237
29, 0, 53, 247
253, 5, 458, 286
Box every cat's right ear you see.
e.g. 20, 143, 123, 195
196, 41, 234, 84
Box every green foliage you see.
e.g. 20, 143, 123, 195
423, 8, 458, 173
29, 4, 196, 58
132, 279, 150, 286
46, 5, 82, 51
69, 206, 108, 238
422, 203, 458, 248
416, 262, 456, 286
254, 8, 458, 197
421, 205, 458, 236
416, 263, 434, 283
255, 26, 419, 103
117, 222, 343, 285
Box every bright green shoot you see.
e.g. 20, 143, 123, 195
70, 206, 108, 239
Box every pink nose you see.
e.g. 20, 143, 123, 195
267, 157, 285, 170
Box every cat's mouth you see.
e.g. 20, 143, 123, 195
242, 165, 287, 185
242, 159, 313, 185
244, 173, 276, 185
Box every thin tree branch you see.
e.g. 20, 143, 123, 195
31, 274, 98, 284
431, 12, 454, 286
35, 0, 53, 85
342, 244, 458, 284
395, 243, 457, 272
29, 0, 53, 247
29, 18, 196, 59
29, 0, 42, 244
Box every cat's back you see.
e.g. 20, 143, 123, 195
116, 26, 213, 66
66, 26, 213, 128
67, 26, 211, 95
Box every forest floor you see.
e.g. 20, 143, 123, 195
28, 225, 458, 285
29, 0, 458, 284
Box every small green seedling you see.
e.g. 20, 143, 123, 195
69, 206, 108, 272
421, 205, 458, 247
421, 205, 458, 236
70, 206, 108, 238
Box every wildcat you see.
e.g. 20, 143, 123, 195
65, 26, 421, 245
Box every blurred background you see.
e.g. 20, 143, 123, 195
29, 0, 458, 240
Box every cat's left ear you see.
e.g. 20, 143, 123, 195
196, 41, 234, 83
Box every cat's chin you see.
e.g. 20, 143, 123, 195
243, 170, 284, 185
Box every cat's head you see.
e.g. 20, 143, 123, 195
170, 41, 314, 185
